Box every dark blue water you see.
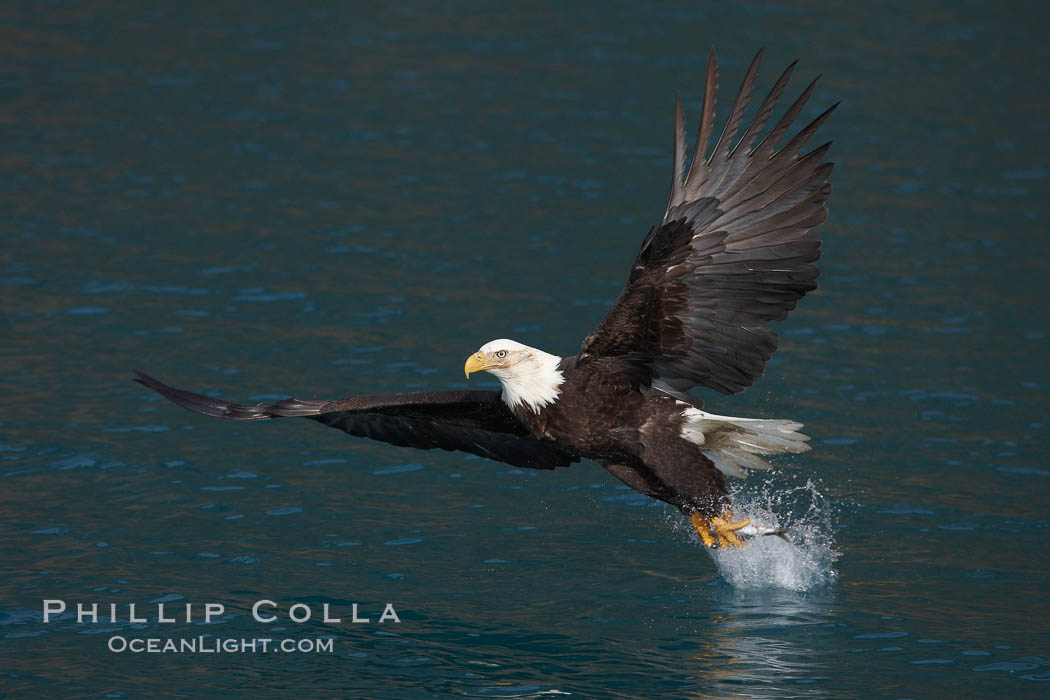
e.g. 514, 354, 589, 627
3, 2, 1048, 697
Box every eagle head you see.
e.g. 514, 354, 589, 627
464, 339, 564, 412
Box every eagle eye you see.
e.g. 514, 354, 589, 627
494, 350, 508, 359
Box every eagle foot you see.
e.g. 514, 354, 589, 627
690, 510, 751, 548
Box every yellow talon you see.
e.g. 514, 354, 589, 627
690, 509, 751, 548
690, 513, 716, 548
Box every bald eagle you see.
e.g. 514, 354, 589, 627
137, 49, 834, 548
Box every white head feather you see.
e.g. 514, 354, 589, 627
473, 339, 564, 412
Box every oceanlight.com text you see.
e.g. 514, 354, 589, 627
107, 636, 335, 654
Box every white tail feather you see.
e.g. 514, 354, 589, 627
680, 408, 811, 478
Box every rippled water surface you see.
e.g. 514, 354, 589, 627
3, 1, 1048, 697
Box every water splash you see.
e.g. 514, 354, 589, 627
708, 476, 839, 591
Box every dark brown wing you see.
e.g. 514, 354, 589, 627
134, 371, 579, 470
581, 49, 835, 400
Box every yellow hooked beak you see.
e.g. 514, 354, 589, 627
464, 352, 492, 379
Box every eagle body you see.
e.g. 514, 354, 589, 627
507, 355, 729, 517
137, 49, 835, 547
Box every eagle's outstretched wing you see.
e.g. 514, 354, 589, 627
134, 371, 579, 470
581, 49, 836, 400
